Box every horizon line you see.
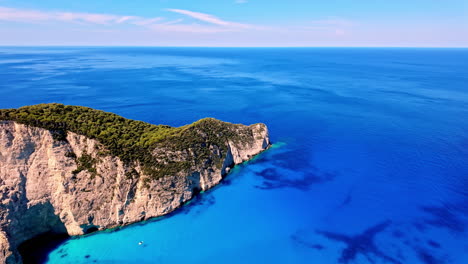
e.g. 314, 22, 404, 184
0, 45, 467, 49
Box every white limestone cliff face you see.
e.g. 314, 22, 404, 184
0, 121, 269, 264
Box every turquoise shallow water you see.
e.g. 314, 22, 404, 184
0, 47, 467, 264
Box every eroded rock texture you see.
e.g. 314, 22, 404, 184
0, 120, 269, 263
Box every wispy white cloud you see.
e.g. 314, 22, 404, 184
115, 16, 138, 24
0, 6, 163, 26
161, 19, 184, 26
131, 17, 164, 26
235, 0, 249, 4
308, 18, 355, 28
0, 7, 52, 22
293, 17, 355, 36
166, 8, 251, 29
0, 6, 254, 34
149, 23, 233, 33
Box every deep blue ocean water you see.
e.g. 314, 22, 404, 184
0, 47, 467, 264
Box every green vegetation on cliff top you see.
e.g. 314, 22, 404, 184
0, 103, 253, 179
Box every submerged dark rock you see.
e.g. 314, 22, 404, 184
253, 148, 337, 191
291, 234, 325, 250
316, 221, 402, 264
420, 205, 466, 233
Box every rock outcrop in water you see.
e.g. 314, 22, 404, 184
0, 104, 270, 264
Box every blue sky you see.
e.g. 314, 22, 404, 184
0, 0, 467, 47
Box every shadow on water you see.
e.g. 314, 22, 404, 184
18, 232, 70, 264
18, 192, 217, 264
13, 201, 70, 264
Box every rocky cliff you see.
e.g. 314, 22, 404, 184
0, 106, 269, 264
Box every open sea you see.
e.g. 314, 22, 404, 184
0, 47, 467, 264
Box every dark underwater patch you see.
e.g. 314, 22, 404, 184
392, 230, 404, 238
420, 205, 465, 232
291, 234, 325, 251
416, 248, 444, 264
316, 221, 402, 264
427, 240, 441, 248
221, 178, 233, 185
267, 150, 313, 171
252, 145, 337, 191
413, 222, 428, 232
341, 193, 352, 207
254, 167, 335, 191
179, 193, 216, 216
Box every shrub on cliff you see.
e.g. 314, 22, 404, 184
0, 103, 248, 179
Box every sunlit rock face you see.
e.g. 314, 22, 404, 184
0, 119, 270, 264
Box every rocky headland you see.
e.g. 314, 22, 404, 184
0, 104, 270, 263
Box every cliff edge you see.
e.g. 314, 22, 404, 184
0, 104, 270, 263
